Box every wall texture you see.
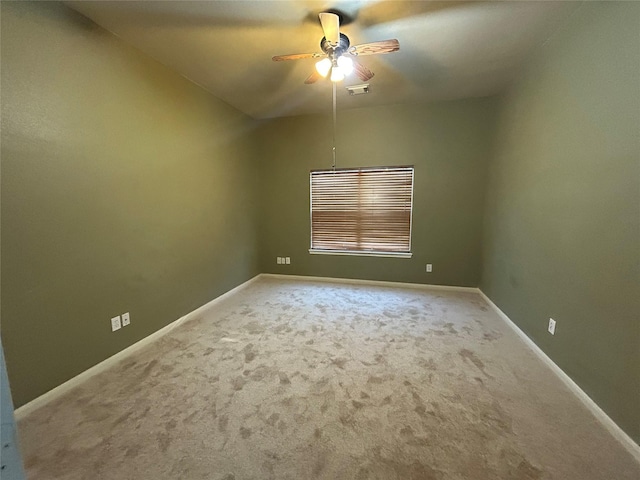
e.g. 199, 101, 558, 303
1, 2, 259, 407
256, 99, 498, 287
481, 2, 639, 443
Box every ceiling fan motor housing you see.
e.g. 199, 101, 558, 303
321, 33, 350, 57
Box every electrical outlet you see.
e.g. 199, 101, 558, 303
277, 257, 282, 264
122, 312, 130, 326
426, 264, 433, 273
111, 316, 122, 332
548, 318, 556, 335
285, 257, 291, 264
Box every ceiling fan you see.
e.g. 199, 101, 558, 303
272, 11, 400, 84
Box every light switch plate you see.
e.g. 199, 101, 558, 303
285, 257, 291, 264
111, 316, 122, 332
121, 312, 130, 326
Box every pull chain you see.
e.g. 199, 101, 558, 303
332, 81, 337, 170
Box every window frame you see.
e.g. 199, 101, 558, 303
308, 166, 414, 258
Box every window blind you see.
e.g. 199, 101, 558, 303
310, 167, 414, 254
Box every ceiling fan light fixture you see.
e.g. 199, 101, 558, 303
337, 56, 353, 75
330, 66, 345, 82
315, 58, 332, 77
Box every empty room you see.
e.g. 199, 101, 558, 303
1, 1, 638, 479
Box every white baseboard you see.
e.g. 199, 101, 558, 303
260, 273, 478, 293
15, 274, 261, 420
478, 289, 640, 462
15, 272, 639, 463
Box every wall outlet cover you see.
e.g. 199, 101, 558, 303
121, 312, 130, 326
277, 257, 282, 264
111, 316, 122, 332
548, 318, 556, 335
285, 257, 291, 264
426, 264, 433, 273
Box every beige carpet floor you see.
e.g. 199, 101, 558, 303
17, 276, 640, 480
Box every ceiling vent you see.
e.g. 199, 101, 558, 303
346, 84, 370, 95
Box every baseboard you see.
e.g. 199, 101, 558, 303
478, 289, 640, 463
15, 274, 262, 420
16, 273, 639, 463
260, 273, 478, 293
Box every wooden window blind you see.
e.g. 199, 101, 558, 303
310, 167, 414, 255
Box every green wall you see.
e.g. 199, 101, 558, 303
256, 99, 498, 286
481, 2, 640, 443
1, 2, 259, 407
2, 0, 638, 447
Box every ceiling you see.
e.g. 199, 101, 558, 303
65, 1, 579, 119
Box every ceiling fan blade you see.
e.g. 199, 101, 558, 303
304, 70, 322, 84
350, 39, 400, 56
272, 52, 323, 61
352, 59, 375, 82
319, 12, 340, 45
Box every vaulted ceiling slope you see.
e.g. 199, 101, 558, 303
65, 1, 579, 119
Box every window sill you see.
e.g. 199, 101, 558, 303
309, 249, 413, 259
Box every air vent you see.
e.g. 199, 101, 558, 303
346, 84, 370, 95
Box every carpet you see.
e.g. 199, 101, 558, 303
17, 276, 640, 479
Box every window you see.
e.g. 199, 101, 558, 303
309, 166, 414, 257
